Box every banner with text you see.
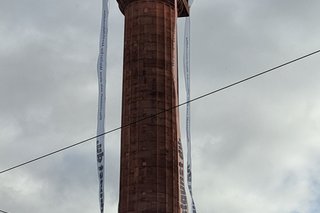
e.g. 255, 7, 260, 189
96, 0, 109, 213
174, 0, 188, 212
183, 0, 197, 212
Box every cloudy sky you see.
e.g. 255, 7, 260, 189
1, 0, 320, 212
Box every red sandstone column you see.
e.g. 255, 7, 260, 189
117, 1, 189, 212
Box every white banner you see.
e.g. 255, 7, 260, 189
174, 0, 188, 212
96, 0, 109, 213
183, 1, 197, 212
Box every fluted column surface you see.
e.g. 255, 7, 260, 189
118, 1, 181, 212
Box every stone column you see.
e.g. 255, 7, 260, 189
117, 1, 189, 212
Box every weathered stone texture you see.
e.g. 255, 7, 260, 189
118, 0, 188, 212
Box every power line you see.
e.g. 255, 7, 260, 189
0, 209, 9, 213
0, 49, 319, 175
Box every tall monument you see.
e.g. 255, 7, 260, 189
117, 0, 189, 212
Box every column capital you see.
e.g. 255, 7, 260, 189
117, 0, 189, 17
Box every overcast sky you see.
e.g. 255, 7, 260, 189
1, 0, 320, 212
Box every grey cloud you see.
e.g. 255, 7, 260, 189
1, 0, 320, 212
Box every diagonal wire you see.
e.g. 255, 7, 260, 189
0, 209, 9, 213
0, 49, 319, 175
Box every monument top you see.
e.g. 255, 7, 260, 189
117, 0, 189, 17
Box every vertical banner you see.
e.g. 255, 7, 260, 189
96, 0, 109, 213
183, 1, 197, 212
174, 0, 188, 212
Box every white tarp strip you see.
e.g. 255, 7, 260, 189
96, 0, 109, 213
183, 1, 197, 212
175, 0, 188, 212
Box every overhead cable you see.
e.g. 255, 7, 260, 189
0, 49, 319, 175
